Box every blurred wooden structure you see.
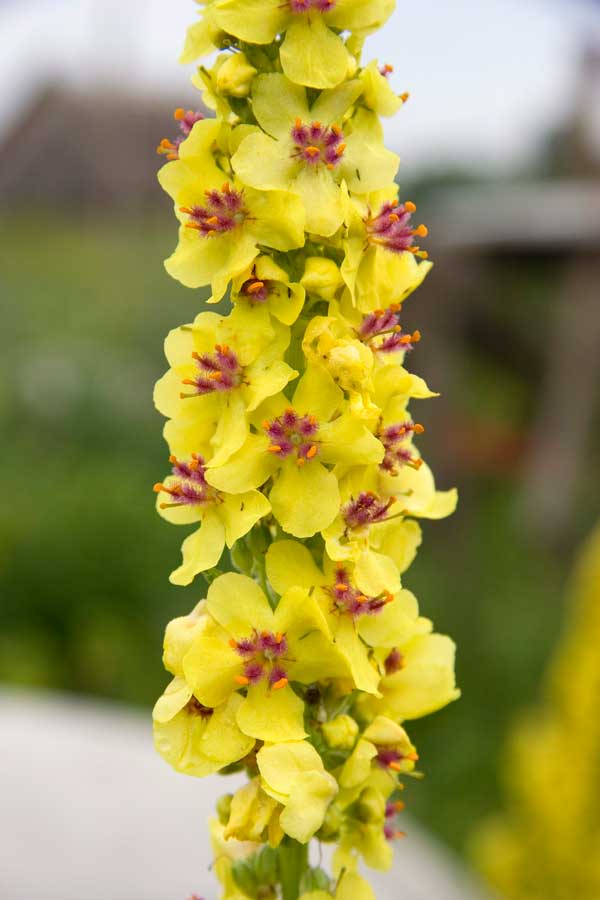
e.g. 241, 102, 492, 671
0, 85, 205, 212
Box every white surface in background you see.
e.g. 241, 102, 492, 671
0, 0, 599, 173
0, 688, 490, 900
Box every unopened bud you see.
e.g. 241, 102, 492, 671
216, 52, 257, 97
301, 257, 343, 300
322, 714, 359, 750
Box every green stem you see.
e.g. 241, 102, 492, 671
279, 838, 309, 900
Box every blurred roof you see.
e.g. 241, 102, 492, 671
429, 179, 600, 252
0, 85, 205, 211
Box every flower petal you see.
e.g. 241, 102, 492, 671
251, 73, 309, 139
232, 132, 296, 192
213, 0, 287, 44
169, 511, 226, 586
207, 572, 273, 638
237, 681, 307, 741
206, 435, 277, 494
270, 462, 340, 538
220, 490, 271, 546
334, 618, 381, 694
183, 634, 242, 707
265, 540, 324, 595
294, 165, 345, 237
280, 18, 350, 90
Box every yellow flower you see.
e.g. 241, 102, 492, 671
300, 257, 344, 301
224, 779, 284, 845
342, 187, 433, 312
358, 633, 461, 722
215, 51, 257, 97
232, 74, 398, 236
154, 310, 297, 468
266, 540, 427, 695
162, 600, 208, 676
183, 573, 347, 741
300, 871, 375, 900
206, 366, 384, 538
257, 741, 338, 843
339, 716, 418, 790
359, 60, 407, 117
153, 452, 270, 586
206, 0, 395, 89
322, 469, 423, 596
333, 785, 394, 872
210, 819, 262, 900
158, 118, 305, 301
153, 677, 255, 776
231, 255, 306, 327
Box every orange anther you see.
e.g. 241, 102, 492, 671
296, 458, 306, 467
306, 445, 318, 459
272, 677, 289, 691
413, 224, 428, 238
153, 483, 165, 493
268, 445, 282, 453
414, 424, 425, 434
394, 800, 406, 812
335, 583, 349, 592
390, 302, 401, 312
168, 455, 177, 464
390, 198, 399, 207
388, 213, 400, 222
400, 92, 410, 103
276, 633, 284, 643
235, 675, 251, 686
393, 325, 402, 333
335, 143, 346, 156
222, 182, 231, 193
206, 216, 219, 226
357, 595, 368, 604
389, 761, 403, 772
247, 280, 265, 294
331, 123, 342, 135
182, 378, 197, 386
395, 830, 407, 839
262, 420, 271, 430
185, 222, 202, 231
412, 330, 421, 342
305, 146, 320, 157
413, 458, 424, 469
209, 371, 222, 381
174, 108, 186, 120
228, 639, 238, 648
311, 121, 321, 129
407, 752, 419, 762
294, 117, 303, 129
404, 201, 417, 213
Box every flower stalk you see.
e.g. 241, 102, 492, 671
152, 2, 460, 897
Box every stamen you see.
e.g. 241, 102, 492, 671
342, 491, 395, 530
181, 185, 248, 237
379, 421, 424, 475
153, 454, 216, 507
365, 200, 429, 255
157, 107, 204, 160
291, 118, 346, 168
358, 307, 422, 354
181, 345, 244, 396
263, 409, 320, 461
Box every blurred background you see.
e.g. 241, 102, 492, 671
1, 0, 600, 897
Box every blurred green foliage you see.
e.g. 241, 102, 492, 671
0, 213, 594, 855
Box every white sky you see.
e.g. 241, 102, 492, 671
1, 0, 600, 174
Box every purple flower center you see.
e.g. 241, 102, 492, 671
185, 696, 214, 719
157, 107, 204, 160
153, 454, 218, 508
180, 344, 244, 397
231, 630, 290, 690
342, 491, 395, 530
328, 566, 393, 619
263, 408, 320, 466
291, 118, 345, 168
376, 745, 418, 772
180, 184, 248, 237
384, 800, 406, 840
365, 200, 429, 258
288, 0, 336, 13
358, 305, 422, 354
240, 276, 271, 304
379, 421, 424, 475
384, 648, 405, 675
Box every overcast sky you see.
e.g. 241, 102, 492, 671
1, 0, 600, 173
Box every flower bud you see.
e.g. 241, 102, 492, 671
316, 803, 343, 842
216, 793, 233, 825
216, 52, 257, 97
326, 338, 373, 393
354, 787, 386, 824
300, 867, 332, 893
301, 257, 343, 300
322, 714, 359, 750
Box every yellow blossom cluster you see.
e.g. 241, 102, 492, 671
473, 523, 600, 900
152, 2, 459, 897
